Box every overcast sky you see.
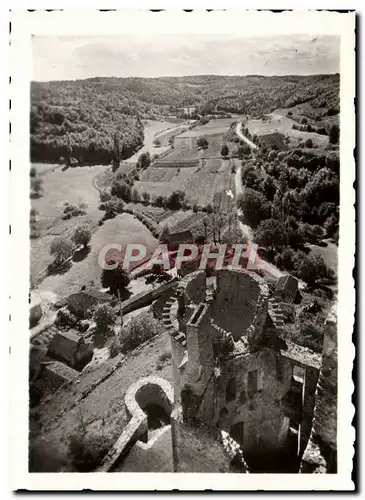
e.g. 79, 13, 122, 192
32, 35, 340, 81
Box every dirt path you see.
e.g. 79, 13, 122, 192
233, 154, 284, 280
125, 120, 184, 164
235, 122, 259, 150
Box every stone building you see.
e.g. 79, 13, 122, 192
275, 274, 299, 303
162, 268, 321, 472
67, 287, 114, 319
47, 330, 93, 371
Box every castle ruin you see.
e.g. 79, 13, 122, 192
163, 268, 322, 472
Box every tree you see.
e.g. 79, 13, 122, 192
111, 180, 132, 202
137, 151, 151, 170
197, 137, 209, 149
92, 303, 116, 332
274, 247, 296, 272
142, 191, 151, 204
101, 259, 130, 293
305, 138, 313, 148
167, 190, 185, 210
297, 254, 334, 287
113, 129, 121, 172
72, 224, 92, 249
132, 188, 141, 204
237, 188, 269, 228
50, 237, 74, 265
237, 144, 251, 158
30, 176, 44, 198
255, 219, 288, 256
324, 213, 339, 237
262, 175, 277, 201
221, 144, 229, 157
30, 166, 37, 178
154, 195, 166, 208
329, 124, 339, 145
160, 225, 170, 243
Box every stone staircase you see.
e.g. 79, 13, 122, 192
161, 284, 187, 348
268, 297, 286, 329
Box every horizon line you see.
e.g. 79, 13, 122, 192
32, 72, 340, 84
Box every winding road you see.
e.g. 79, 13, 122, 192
234, 123, 284, 279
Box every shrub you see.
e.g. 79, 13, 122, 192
329, 124, 339, 145
100, 190, 112, 202
197, 137, 209, 149
120, 312, 160, 353
68, 427, 111, 472
50, 237, 74, 264
72, 224, 92, 248
93, 304, 116, 333
62, 203, 86, 219
221, 144, 229, 157
55, 308, 78, 328
137, 151, 151, 170
297, 254, 334, 287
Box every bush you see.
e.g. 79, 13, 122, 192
329, 124, 339, 145
50, 237, 74, 264
68, 427, 111, 472
55, 308, 78, 328
197, 137, 209, 149
297, 254, 335, 287
304, 138, 313, 148
137, 151, 151, 170
72, 224, 92, 248
100, 190, 112, 202
62, 203, 86, 219
111, 180, 132, 202
221, 144, 229, 157
120, 312, 160, 353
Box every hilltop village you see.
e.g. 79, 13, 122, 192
29, 74, 339, 473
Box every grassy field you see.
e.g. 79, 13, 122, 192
30, 164, 109, 286
246, 111, 330, 149
36, 213, 158, 298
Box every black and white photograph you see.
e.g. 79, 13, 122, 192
9, 9, 355, 491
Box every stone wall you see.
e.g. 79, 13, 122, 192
98, 376, 174, 472
212, 270, 269, 343
301, 304, 338, 473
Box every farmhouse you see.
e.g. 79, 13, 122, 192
275, 274, 299, 303
47, 329, 93, 371
67, 287, 113, 318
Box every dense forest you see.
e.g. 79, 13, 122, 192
30, 74, 339, 164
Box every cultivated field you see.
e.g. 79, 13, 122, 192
137, 158, 234, 209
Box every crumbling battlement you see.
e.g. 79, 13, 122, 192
162, 268, 322, 471
212, 269, 270, 343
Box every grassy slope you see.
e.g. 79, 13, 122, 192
30, 331, 173, 471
